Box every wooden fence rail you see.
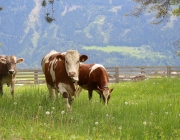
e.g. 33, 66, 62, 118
15, 66, 180, 84
16, 69, 46, 84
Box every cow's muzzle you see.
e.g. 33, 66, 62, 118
70, 76, 79, 83
69, 72, 76, 77
9, 70, 14, 74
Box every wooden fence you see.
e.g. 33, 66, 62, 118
15, 69, 45, 85
106, 66, 180, 83
15, 66, 180, 84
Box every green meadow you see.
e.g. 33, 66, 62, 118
0, 78, 180, 139
83, 46, 165, 58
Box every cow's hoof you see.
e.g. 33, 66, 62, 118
68, 98, 74, 105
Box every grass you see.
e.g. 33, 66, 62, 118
83, 45, 165, 58
0, 78, 180, 139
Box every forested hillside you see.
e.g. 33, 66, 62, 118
0, 0, 179, 68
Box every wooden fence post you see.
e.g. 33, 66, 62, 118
115, 67, 119, 83
141, 67, 145, 75
167, 66, 171, 77
34, 71, 38, 84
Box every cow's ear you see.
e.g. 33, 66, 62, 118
110, 88, 114, 93
17, 58, 24, 64
80, 55, 88, 62
97, 86, 103, 92
56, 54, 65, 61
0, 58, 6, 64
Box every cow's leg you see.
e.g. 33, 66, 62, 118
47, 85, 55, 101
99, 93, 103, 101
68, 96, 74, 105
55, 90, 59, 99
10, 81, 15, 97
0, 84, 3, 97
88, 89, 93, 100
57, 83, 72, 111
75, 86, 83, 97
62, 92, 71, 111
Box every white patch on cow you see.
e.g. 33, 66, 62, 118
42, 50, 60, 82
50, 61, 56, 82
103, 90, 109, 105
57, 82, 73, 94
57, 82, 73, 110
45, 50, 57, 63
64, 50, 80, 81
49, 57, 61, 83
89, 64, 105, 76
62, 52, 66, 55
42, 50, 58, 73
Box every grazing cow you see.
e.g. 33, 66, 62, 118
76, 64, 114, 105
41, 50, 88, 110
0, 55, 24, 97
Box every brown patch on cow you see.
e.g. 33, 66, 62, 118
0, 55, 24, 96
78, 64, 114, 104
41, 50, 88, 110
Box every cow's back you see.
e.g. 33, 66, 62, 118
89, 64, 109, 86
78, 64, 94, 86
42, 50, 62, 86
0, 56, 8, 76
91, 67, 108, 83
0, 56, 9, 82
41, 50, 59, 73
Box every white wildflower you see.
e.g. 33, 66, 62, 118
143, 121, 147, 125
95, 122, 99, 125
46, 111, 50, 115
61, 110, 65, 115
14, 102, 17, 105
125, 102, 128, 105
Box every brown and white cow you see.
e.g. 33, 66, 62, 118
76, 64, 114, 105
0, 55, 24, 97
41, 50, 88, 110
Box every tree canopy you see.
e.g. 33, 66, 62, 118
41, 0, 56, 23
132, 0, 180, 54
132, 0, 180, 24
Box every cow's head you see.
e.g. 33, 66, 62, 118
0, 55, 24, 75
56, 50, 88, 82
97, 86, 114, 105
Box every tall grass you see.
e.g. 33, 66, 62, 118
0, 78, 180, 139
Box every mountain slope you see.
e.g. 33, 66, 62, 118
0, 0, 179, 68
